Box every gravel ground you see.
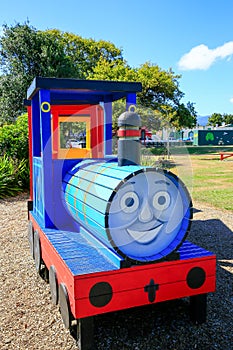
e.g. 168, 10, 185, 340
0, 194, 232, 350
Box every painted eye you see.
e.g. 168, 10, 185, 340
153, 191, 170, 210
120, 192, 140, 213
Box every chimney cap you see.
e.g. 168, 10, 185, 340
118, 111, 141, 127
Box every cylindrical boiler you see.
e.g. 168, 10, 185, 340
63, 160, 192, 263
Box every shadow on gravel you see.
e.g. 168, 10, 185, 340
93, 218, 233, 350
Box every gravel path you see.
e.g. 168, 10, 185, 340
0, 194, 232, 350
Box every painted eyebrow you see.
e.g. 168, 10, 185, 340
154, 180, 170, 185
120, 181, 135, 189
123, 181, 135, 186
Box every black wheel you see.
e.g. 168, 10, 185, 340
59, 283, 72, 329
190, 293, 207, 324
49, 265, 58, 305
40, 265, 49, 282
33, 230, 42, 273
28, 221, 34, 259
77, 317, 94, 350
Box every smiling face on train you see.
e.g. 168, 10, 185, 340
108, 170, 189, 260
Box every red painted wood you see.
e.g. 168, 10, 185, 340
90, 105, 104, 158
76, 276, 216, 318
51, 104, 104, 159
73, 257, 216, 298
220, 152, 233, 160
30, 216, 76, 312
72, 257, 216, 318
117, 129, 141, 137
30, 214, 216, 320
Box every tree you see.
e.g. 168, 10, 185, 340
0, 74, 26, 124
223, 113, 233, 125
208, 113, 224, 127
173, 102, 197, 129
0, 22, 75, 123
88, 57, 137, 81
0, 21, 197, 129
136, 63, 183, 108
136, 63, 196, 129
0, 22, 123, 124
90, 60, 197, 129
43, 30, 123, 79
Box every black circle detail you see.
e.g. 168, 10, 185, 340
89, 282, 113, 307
187, 267, 206, 289
125, 197, 134, 207
158, 195, 166, 205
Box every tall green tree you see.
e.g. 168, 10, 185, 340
223, 113, 233, 125
0, 22, 123, 124
173, 102, 197, 129
208, 113, 224, 127
208, 113, 233, 127
89, 60, 197, 129
0, 21, 196, 129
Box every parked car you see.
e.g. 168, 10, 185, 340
66, 139, 86, 148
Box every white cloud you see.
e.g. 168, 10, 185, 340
178, 41, 233, 70
230, 97, 233, 104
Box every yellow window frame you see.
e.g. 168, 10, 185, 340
57, 115, 92, 159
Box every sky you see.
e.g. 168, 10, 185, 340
0, 0, 233, 116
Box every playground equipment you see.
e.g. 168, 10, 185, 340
26, 77, 216, 350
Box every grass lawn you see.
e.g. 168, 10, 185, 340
189, 154, 233, 210
143, 146, 233, 211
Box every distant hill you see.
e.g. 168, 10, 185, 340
197, 115, 209, 126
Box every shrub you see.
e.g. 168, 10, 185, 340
0, 113, 29, 160
0, 156, 29, 198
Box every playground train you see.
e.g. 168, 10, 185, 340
26, 77, 216, 350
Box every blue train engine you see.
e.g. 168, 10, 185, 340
26, 77, 216, 350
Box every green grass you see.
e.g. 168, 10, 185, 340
189, 155, 233, 210
145, 146, 233, 211
182, 145, 233, 155
151, 145, 233, 155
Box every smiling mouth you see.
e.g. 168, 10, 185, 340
127, 224, 163, 244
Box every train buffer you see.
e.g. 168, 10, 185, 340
219, 152, 233, 160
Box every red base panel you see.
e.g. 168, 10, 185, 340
30, 215, 216, 320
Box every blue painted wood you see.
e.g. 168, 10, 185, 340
31, 94, 41, 157
69, 175, 113, 200
27, 77, 142, 100
77, 162, 123, 179
65, 200, 108, 243
80, 227, 124, 268
126, 93, 136, 111
32, 212, 214, 276
65, 193, 106, 227
78, 169, 121, 189
39, 89, 54, 228
64, 184, 108, 213
100, 162, 142, 173
33, 157, 44, 223
44, 235, 214, 276
104, 101, 112, 155
44, 228, 119, 275
63, 160, 146, 255
178, 241, 214, 259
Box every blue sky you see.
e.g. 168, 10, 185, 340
1, 0, 233, 116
